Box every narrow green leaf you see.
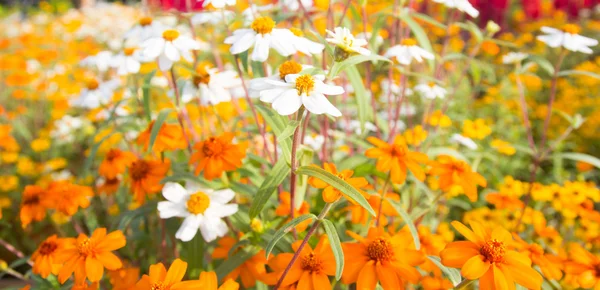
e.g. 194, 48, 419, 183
142, 70, 157, 121
560, 152, 600, 169
266, 214, 317, 258
388, 199, 420, 250
526, 56, 554, 75
279, 120, 300, 141
296, 166, 375, 216
346, 66, 372, 131
249, 158, 291, 219
321, 219, 344, 280
412, 12, 447, 29
255, 105, 292, 162
427, 256, 462, 286
557, 70, 600, 80
215, 246, 260, 281
148, 109, 173, 153
330, 54, 391, 78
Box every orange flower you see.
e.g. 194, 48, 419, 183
134, 259, 203, 289
97, 177, 121, 195
440, 221, 542, 290
263, 235, 335, 289
136, 121, 187, 153
196, 271, 240, 290
211, 236, 267, 288
99, 149, 137, 179
309, 163, 369, 203
128, 158, 170, 203
20, 185, 48, 227
564, 243, 600, 289
57, 228, 126, 284
342, 228, 424, 288
109, 267, 140, 290
421, 276, 453, 290
275, 191, 311, 232
47, 181, 94, 216
190, 133, 246, 180
428, 155, 486, 202
365, 136, 429, 184
513, 235, 563, 281
31, 235, 67, 278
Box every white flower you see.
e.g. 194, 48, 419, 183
304, 134, 324, 150
450, 134, 478, 150
259, 74, 344, 117
225, 16, 296, 62
537, 25, 598, 54
242, 4, 273, 25
280, 0, 312, 10
326, 27, 370, 56
414, 82, 447, 100
385, 38, 434, 65
125, 16, 164, 41
343, 120, 378, 135
502, 52, 529, 64
70, 78, 120, 109
249, 61, 309, 97
141, 29, 200, 71
202, 0, 236, 8
181, 67, 242, 105
289, 28, 325, 56
95, 102, 130, 120
50, 115, 86, 143
191, 11, 234, 25
80, 51, 114, 72
432, 0, 479, 18
380, 79, 413, 98
110, 47, 145, 75
158, 182, 238, 242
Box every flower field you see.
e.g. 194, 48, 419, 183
1, 0, 600, 289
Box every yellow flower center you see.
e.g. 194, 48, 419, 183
301, 252, 324, 273
162, 29, 180, 41
203, 137, 224, 157
86, 79, 99, 90
150, 282, 168, 290
38, 241, 58, 255
251, 17, 275, 35
278, 60, 303, 80
480, 239, 506, 263
401, 38, 417, 46
367, 237, 394, 262
130, 160, 150, 181
77, 238, 94, 257
186, 191, 210, 215
124, 47, 136, 56
290, 27, 304, 37
140, 17, 153, 27
562, 24, 581, 34
428, 81, 437, 88
295, 74, 315, 95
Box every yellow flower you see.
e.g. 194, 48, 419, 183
30, 138, 51, 152
428, 110, 452, 128
491, 139, 516, 156
0, 175, 19, 192
462, 119, 491, 140
17, 157, 37, 176
403, 125, 428, 146
1, 152, 19, 163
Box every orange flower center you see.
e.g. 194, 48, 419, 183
151, 282, 168, 290
301, 252, 324, 273
390, 144, 407, 158
562, 24, 581, 34
23, 194, 40, 205
186, 191, 210, 214
401, 38, 417, 46
162, 29, 180, 41
279, 60, 302, 80
77, 238, 95, 257
295, 74, 315, 96
86, 79, 99, 90
450, 161, 468, 173
139, 17, 153, 26
124, 47, 136, 56
130, 160, 150, 181
480, 239, 506, 263
193, 73, 210, 86
106, 149, 120, 161
251, 17, 275, 34
203, 138, 224, 157
367, 237, 394, 262
38, 241, 58, 255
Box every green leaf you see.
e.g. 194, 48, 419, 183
411, 12, 447, 29
279, 120, 300, 141
427, 256, 462, 286
387, 199, 420, 250
215, 246, 260, 281
321, 219, 344, 280
84, 132, 117, 172
559, 152, 600, 169
557, 70, 600, 80
113, 202, 157, 231
488, 38, 518, 48
266, 214, 317, 258
346, 66, 372, 132
396, 13, 434, 70
142, 70, 157, 121
255, 105, 292, 162
525, 56, 554, 75
330, 54, 391, 78
249, 158, 291, 219
296, 166, 376, 216
148, 108, 173, 153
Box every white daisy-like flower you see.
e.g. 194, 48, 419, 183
95, 102, 130, 120
380, 79, 414, 98
289, 28, 325, 56
259, 74, 344, 117
80, 51, 114, 72
191, 11, 234, 25
432, 0, 479, 18
110, 47, 145, 76
158, 182, 238, 242
242, 4, 273, 25
502, 52, 529, 64
50, 115, 87, 143
181, 67, 242, 105
224, 16, 296, 62
125, 16, 164, 41
140, 29, 200, 71
414, 82, 447, 100
202, 0, 236, 8
249, 60, 309, 99
70, 78, 120, 109
385, 38, 434, 65
343, 120, 378, 135
326, 27, 371, 56
280, 0, 312, 11
537, 25, 598, 54
450, 134, 478, 150
304, 133, 324, 150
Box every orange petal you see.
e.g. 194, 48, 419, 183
451, 221, 482, 245
502, 259, 542, 290
376, 263, 400, 289
164, 259, 187, 285
198, 271, 218, 290
461, 255, 490, 280
85, 258, 104, 282
356, 261, 377, 290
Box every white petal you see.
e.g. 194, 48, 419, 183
315, 82, 344, 95
205, 203, 238, 218
272, 89, 302, 115
251, 34, 271, 62
207, 188, 236, 203
141, 38, 165, 59
158, 54, 173, 71
175, 215, 201, 242
162, 182, 188, 203
302, 93, 341, 117
164, 42, 181, 62
229, 31, 256, 54
157, 201, 187, 218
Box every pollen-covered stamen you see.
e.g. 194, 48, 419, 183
124, 47, 136, 56
401, 38, 418, 46
428, 81, 437, 88
450, 161, 468, 173
130, 160, 150, 181
301, 252, 324, 273
480, 239, 506, 263
139, 17, 153, 27
367, 237, 394, 261
162, 29, 180, 41
251, 17, 275, 35
77, 238, 95, 257
86, 79, 99, 90
106, 149, 120, 161
150, 282, 167, 290
203, 137, 224, 157
38, 241, 58, 255
390, 144, 407, 158
186, 191, 210, 214
279, 61, 302, 80
562, 24, 581, 35
295, 74, 315, 96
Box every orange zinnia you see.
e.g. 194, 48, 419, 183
342, 228, 424, 289
440, 221, 543, 290
211, 236, 267, 288
20, 185, 48, 227
109, 267, 140, 290
136, 121, 187, 153
135, 259, 202, 289
99, 149, 137, 179
31, 235, 67, 278
196, 271, 240, 290
47, 181, 94, 216
263, 235, 335, 290
564, 243, 600, 289
57, 228, 126, 284
128, 158, 170, 203
309, 163, 369, 203
190, 133, 246, 180
365, 136, 429, 184
428, 155, 487, 202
